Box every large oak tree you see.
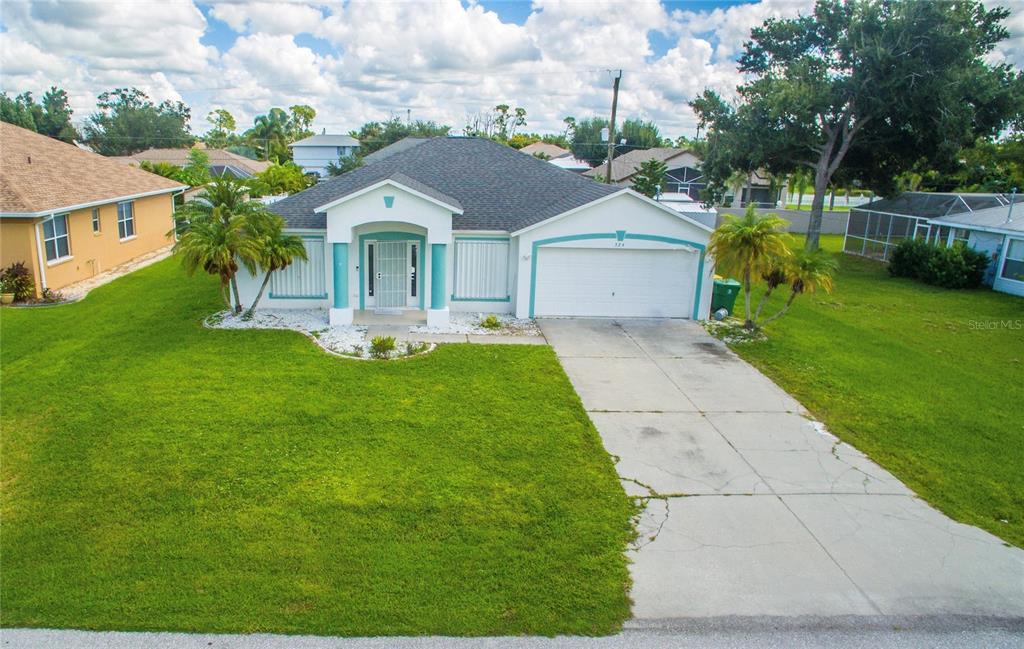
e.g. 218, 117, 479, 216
84, 88, 193, 156
692, 0, 1023, 250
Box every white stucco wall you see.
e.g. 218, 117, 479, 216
326, 183, 455, 314
239, 187, 715, 321
447, 233, 516, 314
511, 191, 714, 319
234, 229, 331, 310
292, 145, 356, 176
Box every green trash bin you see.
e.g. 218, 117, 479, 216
711, 278, 742, 315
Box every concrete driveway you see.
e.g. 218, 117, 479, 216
540, 318, 1024, 623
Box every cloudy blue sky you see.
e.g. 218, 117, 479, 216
2, 0, 1022, 139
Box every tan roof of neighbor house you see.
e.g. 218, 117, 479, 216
519, 142, 570, 158
582, 147, 697, 182
0, 122, 186, 215
115, 147, 271, 175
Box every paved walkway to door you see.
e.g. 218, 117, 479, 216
540, 318, 1024, 623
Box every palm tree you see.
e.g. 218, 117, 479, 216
753, 255, 789, 323
173, 177, 269, 312
707, 206, 791, 328
248, 108, 291, 161
243, 216, 308, 319
174, 208, 260, 311
761, 249, 837, 325
790, 169, 812, 209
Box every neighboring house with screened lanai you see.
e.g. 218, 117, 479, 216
844, 191, 1024, 297
0, 123, 186, 297
234, 136, 715, 327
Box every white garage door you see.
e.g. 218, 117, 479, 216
534, 247, 696, 318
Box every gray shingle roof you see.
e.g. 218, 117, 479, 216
290, 134, 360, 147
582, 147, 694, 182
361, 137, 429, 164
270, 137, 620, 232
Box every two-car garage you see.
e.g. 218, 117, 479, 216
512, 191, 714, 320
532, 247, 698, 318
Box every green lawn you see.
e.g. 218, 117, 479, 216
729, 235, 1024, 547
0, 260, 635, 636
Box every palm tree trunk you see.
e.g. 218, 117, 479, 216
762, 289, 799, 325
245, 271, 274, 319
742, 267, 754, 329
230, 276, 243, 314
220, 282, 231, 310
744, 172, 753, 208
753, 285, 776, 325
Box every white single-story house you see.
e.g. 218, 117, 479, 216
289, 133, 360, 178
844, 191, 1022, 297
236, 137, 714, 326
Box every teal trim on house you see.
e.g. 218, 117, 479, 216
453, 236, 511, 241
332, 242, 348, 308
450, 295, 511, 302
431, 243, 447, 309
383, 196, 395, 208
358, 231, 426, 310
528, 231, 707, 320
269, 293, 329, 300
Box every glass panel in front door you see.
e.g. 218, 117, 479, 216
374, 241, 407, 310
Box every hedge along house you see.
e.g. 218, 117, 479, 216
928, 203, 1024, 296
235, 137, 714, 326
844, 191, 1022, 297
0, 123, 187, 297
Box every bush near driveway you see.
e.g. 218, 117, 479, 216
731, 236, 1024, 548
0, 259, 635, 636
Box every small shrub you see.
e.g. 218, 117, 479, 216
480, 314, 502, 330
925, 244, 989, 289
369, 335, 396, 359
888, 239, 988, 289
403, 341, 428, 356
39, 288, 65, 303
888, 238, 932, 279
0, 262, 35, 300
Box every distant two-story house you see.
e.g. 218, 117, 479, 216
289, 133, 360, 178
0, 123, 186, 297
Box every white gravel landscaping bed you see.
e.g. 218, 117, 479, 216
410, 312, 541, 336
206, 309, 372, 357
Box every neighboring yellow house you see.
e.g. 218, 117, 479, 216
0, 123, 187, 297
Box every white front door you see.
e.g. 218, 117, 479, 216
365, 240, 419, 311
533, 247, 696, 318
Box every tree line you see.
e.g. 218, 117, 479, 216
688, 0, 1023, 251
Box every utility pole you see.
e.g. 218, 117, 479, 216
604, 70, 622, 184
